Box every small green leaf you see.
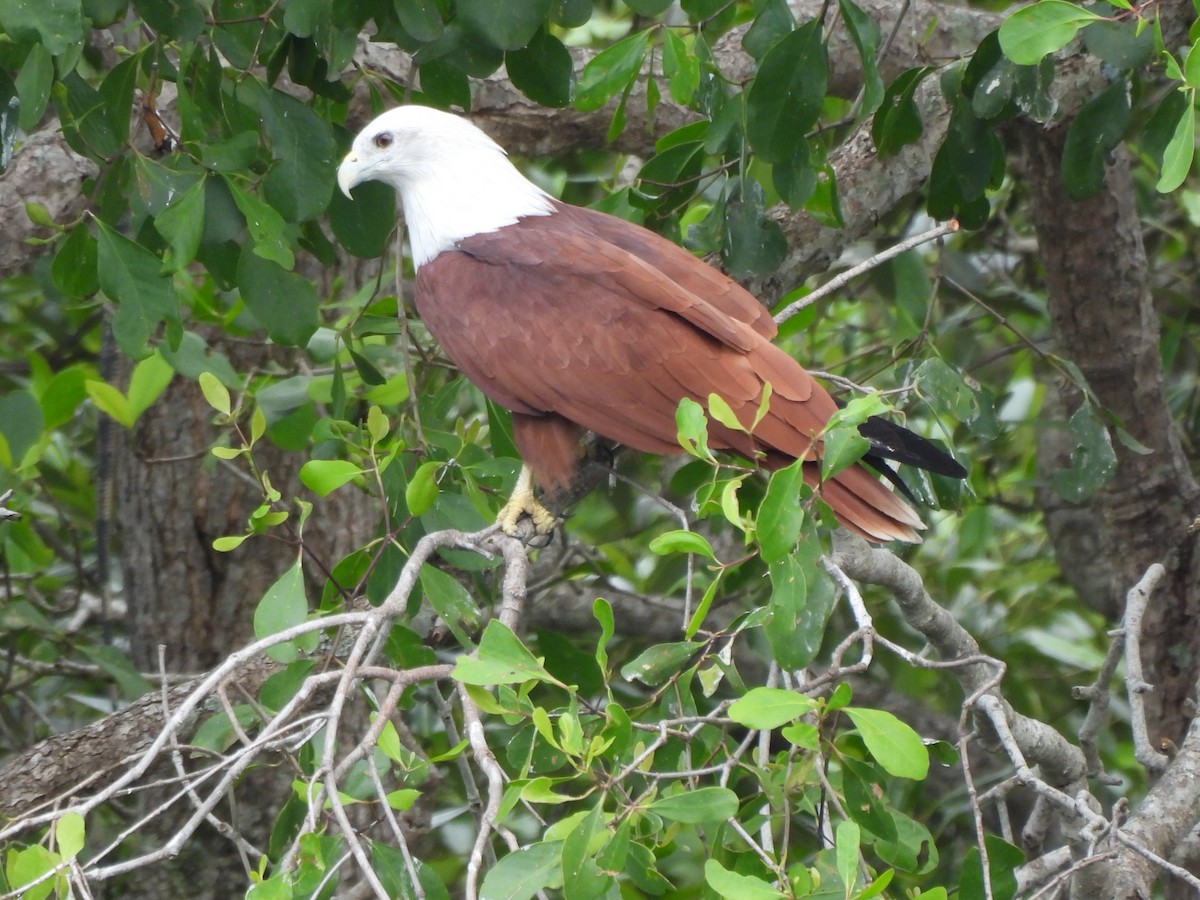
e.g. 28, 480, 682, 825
154, 176, 207, 273
840, 0, 883, 113
96, 221, 180, 359
254, 560, 314, 663
873, 67, 934, 157
16, 42, 54, 131
237, 246, 320, 347
704, 859, 786, 899
299, 459, 363, 496
127, 352, 174, 420
676, 396, 714, 460
728, 687, 818, 729
507, 28, 572, 107
453, 620, 565, 687
406, 460, 441, 516
1061, 78, 1131, 200
707, 392, 746, 433
85, 380, 134, 428
621, 641, 704, 685
198, 370, 232, 415
54, 812, 85, 860
0, 0, 85, 56
51, 224, 99, 298
758, 459, 807, 564
648, 529, 716, 559
213, 534, 250, 552
649, 786, 738, 824
746, 20, 828, 163
821, 426, 870, 481
575, 30, 651, 112
765, 543, 835, 669
478, 841, 564, 900
661, 28, 699, 105
1156, 93, 1195, 193
836, 819, 861, 894
457, 0, 550, 49
1052, 403, 1117, 501
997, 0, 1104, 65
844, 706, 929, 779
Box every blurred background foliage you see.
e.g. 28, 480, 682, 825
0, 0, 1194, 895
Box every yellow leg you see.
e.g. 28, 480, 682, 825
496, 465, 559, 537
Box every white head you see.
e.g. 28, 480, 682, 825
337, 106, 554, 267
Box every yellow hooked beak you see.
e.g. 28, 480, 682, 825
337, 151, 363, 199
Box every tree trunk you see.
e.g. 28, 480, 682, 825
109, 337, 374, 898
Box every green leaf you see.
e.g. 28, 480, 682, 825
844, 706, 929, 779
507, 28, 573, 107
997, 0, 1103, 65
765, 543, 835, 669
0, 389, 45, 465
872, 67, 934, 157
96, 221, 180, 359
704, 859, 785, 899
458, 0, 550, 49
1061, 78, 1131, 200
661, 28, 699, 105
575, 29, 651, 112
237, 246, 320, 347
821, 426, 871, 481
329, 177, 394, 258
300, 459, 364, 496
959, 835, 1023, 900
127, 352, 174, 420
758, 459, 807, 563
419, 565, 482, 645
649, 786, 738, 824
453, 620, 565, 687
51, 224, 99, 298
728, 687, 818, 729
226, 177, 296, 269
85, 380, 133, 428
839, 0, 883, 113
5, 844, 64, 900
16, 43, 54, 132
1156, 93, 1195, 193
746, 20, 828, 163
620, 640, 703, 685
0, 0, 85, 56
405, 460, 441, 516
742, 0, 793, 61
1052, 403, 1117, 501
478, 841, 563, 900
724, 182, 788, 277
39, 365, 88, 429
648, 529, 716, 560
154, 175, 207, 273
561, 803, 610, 900
836, 819, 861, 894
198, 370, 232, 415
54, 812, 86, 860
213, 534, 249, 552
254, 87, 337, 223
254, 559, 314, 663
676, 396, 714, 460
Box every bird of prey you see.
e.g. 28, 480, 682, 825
337, 106, 963, 542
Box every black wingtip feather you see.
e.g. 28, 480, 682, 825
857, 416, 967, 479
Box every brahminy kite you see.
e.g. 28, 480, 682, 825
337, 106, 964, 542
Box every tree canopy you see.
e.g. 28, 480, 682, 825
2, 0, 1200, 898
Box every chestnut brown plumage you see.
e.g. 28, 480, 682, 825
338, 106, 964, 543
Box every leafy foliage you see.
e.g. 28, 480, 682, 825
0, 0, 1196, 897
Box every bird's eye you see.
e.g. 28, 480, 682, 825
373, 132, 393, 149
